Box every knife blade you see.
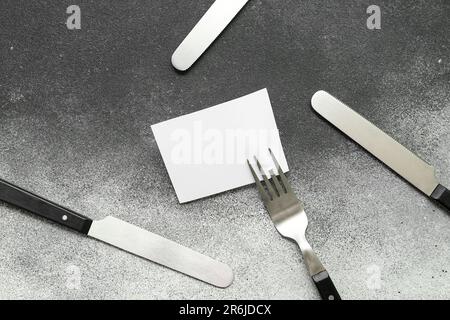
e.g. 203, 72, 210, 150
0, 178, 234, 288
171, 0, 249, 71
311, 90, 450, 211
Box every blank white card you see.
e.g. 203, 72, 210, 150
151, 89, 289, 203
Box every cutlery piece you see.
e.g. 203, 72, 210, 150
171, 0, 249, 71
0, 178, 233, 288
311, 90, 450, 211
248, 149, 341, 300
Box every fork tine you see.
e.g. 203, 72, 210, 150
247, 160, 270, 202
268, 148, 292, 193
254, 156, 276, 199
269, 169, 284, 195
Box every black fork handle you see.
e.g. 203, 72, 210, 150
0, 178, 92, 234
312, 270, 341, 300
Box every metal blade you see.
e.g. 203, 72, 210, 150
88, 216, 233, 288
311, 90, 439, 196
171, 0, 249, 71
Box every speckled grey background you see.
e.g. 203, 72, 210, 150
0, 0, 449, 300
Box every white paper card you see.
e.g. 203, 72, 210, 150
151, 89, 289, 203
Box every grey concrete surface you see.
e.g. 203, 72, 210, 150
0, 0, 449, 299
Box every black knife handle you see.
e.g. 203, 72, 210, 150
0, 178, 92, 234
431, 184, 450, 211
312, 271, 341, 300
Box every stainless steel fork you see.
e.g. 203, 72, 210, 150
248, 149, 341, 300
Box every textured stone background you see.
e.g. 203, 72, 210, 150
0, 0, 449, 299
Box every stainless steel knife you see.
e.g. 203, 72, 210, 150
171, 0, 250, 71
311, 90, 450, 211
0, 178, 234, 287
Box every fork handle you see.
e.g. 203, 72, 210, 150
299, 240, 342, 300
312, 270, 341, 300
